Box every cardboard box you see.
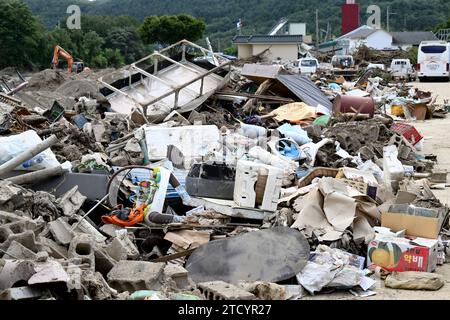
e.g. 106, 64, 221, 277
381, 205, 443, 239
367, 234, 438, 272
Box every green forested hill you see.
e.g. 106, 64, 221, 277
23, 0, 450, 48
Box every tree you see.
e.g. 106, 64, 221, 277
103, 48, 125, 68
105, 28, 146, 63
81, 31, 104, 66
139, 14, 206, 46
0, 0, 46, 69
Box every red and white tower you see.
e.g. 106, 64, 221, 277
341, 0, 360, 35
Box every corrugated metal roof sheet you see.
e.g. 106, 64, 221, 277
276, 75, 332, 110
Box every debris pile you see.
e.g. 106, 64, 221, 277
0, 39, 449, 300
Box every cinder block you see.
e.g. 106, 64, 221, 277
431, 170, 448, 183
107, 261, 165, 293
112, 230, 140, 259
99, 224, 124, 238
105, 238, 128, 262
5, 241, 37, 260
0, 286, 45, 300
49, 218, 74, 246
56, 186, 87, 216
164, 264, 190, 289
94, 246, 117, 276
198, 281, 255, 300
0, 260, 36, 291
71, 218, 107, 244
3, 220, 36, 234
68, 234, 95, 271
0, 211, 33, 225
81, 271, 117, 300
39, 237, 68, 259
0, 229, 39, 255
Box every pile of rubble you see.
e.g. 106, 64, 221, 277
0, 39, 449, 300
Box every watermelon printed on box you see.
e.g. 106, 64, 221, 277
367, 234, 438, 273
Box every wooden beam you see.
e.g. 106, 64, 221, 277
150, 248, 196, 263
242, 79, 275, 113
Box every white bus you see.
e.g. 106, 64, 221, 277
417, 41, 450, 82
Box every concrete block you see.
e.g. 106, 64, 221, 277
35, 251, 48, 262
0, 227, 13, 251
113, 230, 140, 259
0, 230, 39, 254
164, 264, 190, 289
28, 260, 69, 285
49, 218, 74, 246
0, 286, 45, 300
111, 156, 128, 167
385, 272, 444, 291
398, 144, 412, 160
0, 211, 33, 225
358, 146, 375, 161
197, 281, 256, 300
39, 237, 68, 259
99, 224, 124, 238
81, 271, 118, 300
238, 281, 287, 300
3, 220, 36, 234
56, 186, 87, 216
0, 260, 36, 290
5, 241, 37, 260
107, 261, 165, 293
65, 264, 83, 295
0, 182, 26, 209
94, 246, 117, 276
431, 170, 448, 183
105, 238, 128, 261
68, 234, 95, 271
72, 218, 107, 244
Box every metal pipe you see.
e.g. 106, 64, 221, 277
70, 194, 110, 232
5, 166, 64, 185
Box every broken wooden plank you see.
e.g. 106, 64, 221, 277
242, 79, 275, 114
150, 248, 196, 263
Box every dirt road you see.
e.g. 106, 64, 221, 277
306, 81, 450, 300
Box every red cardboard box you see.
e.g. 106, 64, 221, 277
367, 234, 437, 272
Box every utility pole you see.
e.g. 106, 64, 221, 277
387, 6, 390, 32
387, 6, 398, 32
316, 9, 319, 48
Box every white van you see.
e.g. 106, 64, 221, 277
297, 57, 318, 75
390, 59, 415, 81
367, 63, 386, 71
417, 41, 450, 81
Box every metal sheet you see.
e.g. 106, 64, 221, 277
241, 64, 283, 81
186, 227, 310, 284
276, 75, 333, 110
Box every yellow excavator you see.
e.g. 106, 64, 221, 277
51, 45, 87, 74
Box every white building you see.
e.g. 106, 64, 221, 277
319, 26, 439, 54
232, 35, 304, 62
336, 25, 393, 54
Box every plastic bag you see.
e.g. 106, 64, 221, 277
0, 130, 60, 171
